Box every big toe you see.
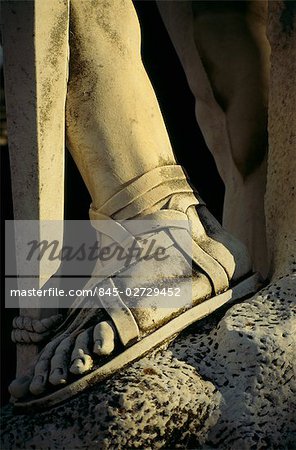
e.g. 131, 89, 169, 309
9, 375, 32, 399
93, 321, 115, 356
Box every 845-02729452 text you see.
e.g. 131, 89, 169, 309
9, 286, 182, 298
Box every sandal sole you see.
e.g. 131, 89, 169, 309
13, 272, 262, 413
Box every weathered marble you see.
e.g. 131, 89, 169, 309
2, 0, 69, 377
1, 1, 295, 448
1, 275, 295, 449
6, 0, 254, 399
157, 0, 270, 277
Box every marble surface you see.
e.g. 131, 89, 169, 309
2, 274, 295, 449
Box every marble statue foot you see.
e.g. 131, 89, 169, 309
9, 165, 261, 411
2, 274, 295, 448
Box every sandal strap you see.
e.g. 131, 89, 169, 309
167, 192, 203, 213
96, 278, 140, 346
168, 229, 229, 293
114, 179, 193, 220
124, 210, 191, 234
89, 209, 140, 249
86, 165, 229, 340
99, 165, 185, 216
89, 209, 190, 288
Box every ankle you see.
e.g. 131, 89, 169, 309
90, 162, 179, 213
90, 164, 194, 221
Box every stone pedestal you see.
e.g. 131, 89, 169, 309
1, 277, 295, 448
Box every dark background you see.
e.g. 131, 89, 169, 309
0, 0, 224, 405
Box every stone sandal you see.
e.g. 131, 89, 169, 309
14, 165, 261, 412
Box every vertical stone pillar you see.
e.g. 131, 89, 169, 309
266, 1, 296, 279
2, 0, 69, 376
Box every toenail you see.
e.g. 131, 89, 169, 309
94, 339, 102, 349
50, 368, 64, 378
71, 358, 84, 368
32, 375, 44, 385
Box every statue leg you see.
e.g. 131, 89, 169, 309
157, 0, 270, 277
9, 0, 257, 402
65, 0, 176, 207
